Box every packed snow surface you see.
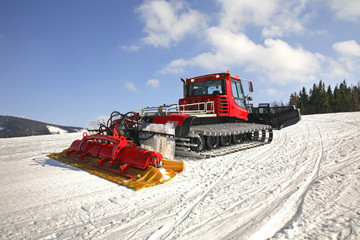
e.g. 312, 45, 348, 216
0, 112, 359, 239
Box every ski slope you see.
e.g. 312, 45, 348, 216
0, 112, 359, 239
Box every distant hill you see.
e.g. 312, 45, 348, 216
0, 115, 83, 138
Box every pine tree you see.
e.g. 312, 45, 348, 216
299, 87, 309, 115
327, 85, 334, 112
309, 83, 321, 114
339, 80, 351, 112
350, 83, 360, 111
319, 80, 330, 113
333, 85, 341, 112
289, 92, 299, 107
288, 80, 360, 115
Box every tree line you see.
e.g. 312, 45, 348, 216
289, 80, 360, 115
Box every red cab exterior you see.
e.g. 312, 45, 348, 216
178, 72, 249, 121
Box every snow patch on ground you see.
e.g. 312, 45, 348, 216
0, 112, 359, 239
46, 125, 68, 134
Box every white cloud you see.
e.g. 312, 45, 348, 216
218, 0, 278, 31
126, 82, 138, 92
333, 40, 360, 72
147, 79, 160, 88
162, 27, 324, 84
120, 44, 141, 52
329, 0, 360, 22
136, 0, 207, 47
325, 58, 350, 79
160, 58, 188, 74
143, 0, 356, 86
333, 40, 360, 57
217, 0, 307, 38
266, 88, 284, 97
261, 1, 308, 37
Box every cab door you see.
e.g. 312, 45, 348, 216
229, 79, 248, 120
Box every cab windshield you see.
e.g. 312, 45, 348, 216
188, 79, 224, 97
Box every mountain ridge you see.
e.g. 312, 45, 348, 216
0, 115, 83, 138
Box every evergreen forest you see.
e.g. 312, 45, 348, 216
289, 80, 360, 115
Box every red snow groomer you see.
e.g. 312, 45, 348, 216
81, 71, 300, 160
104, 71, 301, 158
50, 71, 300, 189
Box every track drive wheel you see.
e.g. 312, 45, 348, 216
245, 132, 253, 141
206, 136, 219, 149
220, 135, 231, 146
190, 135, 205, 152
232, 134, 243, 143
253, 131, 259, 140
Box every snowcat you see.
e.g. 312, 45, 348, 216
49, 71, 300, 190
110, 71, 301, 158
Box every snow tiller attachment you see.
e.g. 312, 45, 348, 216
48, 132, 184, 190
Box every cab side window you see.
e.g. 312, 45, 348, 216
231, 80, 246, 109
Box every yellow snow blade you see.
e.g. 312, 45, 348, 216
162, 159, 185, 172
48, 149, 183, 191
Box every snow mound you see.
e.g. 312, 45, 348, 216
46, 125, 68, 134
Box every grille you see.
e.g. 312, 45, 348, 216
218, 97, 229, 114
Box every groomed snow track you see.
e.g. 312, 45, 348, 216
0, 112, 359, 239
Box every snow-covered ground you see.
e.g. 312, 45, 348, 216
0, 112, 359, 240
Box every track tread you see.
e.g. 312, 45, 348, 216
176, 122, 273, 158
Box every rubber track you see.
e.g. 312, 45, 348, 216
176, 123, 273, 158
189, 122, 271, 136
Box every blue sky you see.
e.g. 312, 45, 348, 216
1, 0, 359, 127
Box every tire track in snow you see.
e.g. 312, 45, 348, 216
175, 131, 292, 237
265, 115, 359, 238
146, 151, 248, 240
185, 120, 318, 239
243, 123, 325, 240
198, 123, 316, 239
267, 124, 325, 238
161, 129, 296, 239
145, 130, 291, 240
146, 138, 288, 240
2, 113, 359, 239
273, 114, 360, 239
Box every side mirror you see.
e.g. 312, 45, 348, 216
247, 96, 253, 101
249, 81, 254, 92
181, 78, 187, 98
